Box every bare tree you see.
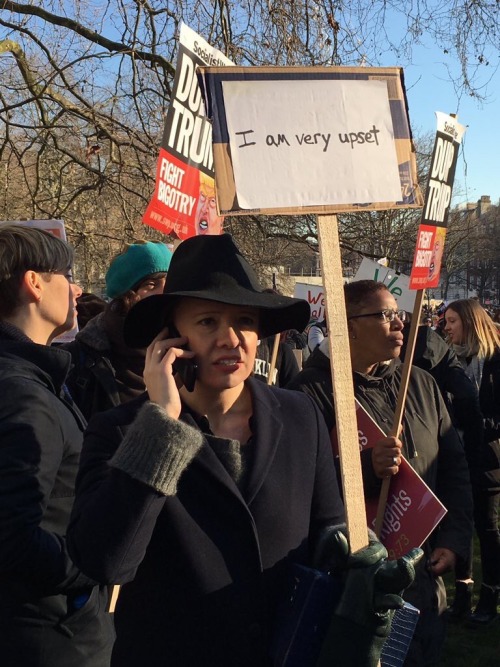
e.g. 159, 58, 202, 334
1, 1, 498, 286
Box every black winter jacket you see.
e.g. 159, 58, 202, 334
401, 324, 483, 468
64, 314, 123, 420
287, 350, 473, 613
0, 326, 114, 667
475, 350, 500, 490
67, 379, 344, 666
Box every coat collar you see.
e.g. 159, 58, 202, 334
0, 333, 72, 394
185, 377, 284, 505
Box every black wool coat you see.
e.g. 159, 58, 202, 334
288, 351, 473, 613
68, 378, 344, 667
0, 331, 114, 667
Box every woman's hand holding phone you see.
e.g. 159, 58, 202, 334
144, 327, 196, 419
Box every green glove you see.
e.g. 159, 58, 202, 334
314, 527, 423, 667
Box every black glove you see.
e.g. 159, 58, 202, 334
314, 526, 423, 667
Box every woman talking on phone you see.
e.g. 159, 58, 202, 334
67, 235, 418, 667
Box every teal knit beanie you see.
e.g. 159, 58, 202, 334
106, 242, 172, 299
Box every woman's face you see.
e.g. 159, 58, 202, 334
444, 308, 464, 345
348, 289, 404, 371
173, 298, 259, 393
134, 273, 167, 300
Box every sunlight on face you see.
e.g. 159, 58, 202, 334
173, 298, 259, 393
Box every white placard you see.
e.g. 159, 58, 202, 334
354, 257, 416, 313
293, 283, 325, 321
222, 79, 402, 209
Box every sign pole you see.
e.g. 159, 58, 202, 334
374, 289, 425, 536
317, 214, 369, 553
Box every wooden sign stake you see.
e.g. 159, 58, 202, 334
317, 214, 369, 553
374, 289, 425, 536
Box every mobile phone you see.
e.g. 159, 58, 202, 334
168, 324, 198, 392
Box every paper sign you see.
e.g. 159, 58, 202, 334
199, 66, 423, 216
409, 113, 466, 290
222, 79, 402, 209
142, 23, 233, 239
331, 400, 447, 559
1, 218, 67, 241
353, 257, 416, 313
293, 283, 323, 321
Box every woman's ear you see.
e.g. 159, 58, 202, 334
21, 270, 43, 303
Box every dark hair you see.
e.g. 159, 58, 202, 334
109, 271, 168, 316
0, 225, 74, 318
343, 280, 389, 317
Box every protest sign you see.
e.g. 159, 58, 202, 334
354, 257, 416, 313
409, 113, 466, 289
293, 283, 323, 321
142, 23, 233, 239
331, 400, 447, 558
1, 218, 67, 240
198, 66, 422, 216
199, 66, 421, 552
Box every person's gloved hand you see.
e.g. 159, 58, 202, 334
314, 526, 423, 667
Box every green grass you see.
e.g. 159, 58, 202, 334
439, 540, 500, 666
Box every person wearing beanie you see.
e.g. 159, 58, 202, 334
67, 234, 420, 667
64, 240, 172, 420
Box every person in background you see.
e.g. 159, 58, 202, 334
65, 240, 172, 420
307, 313, 327, 353
400, 321, 483, 476
75, 292, 107, 329
444, 299, 500, 625
0, 224, 114, 667
67, 236, 418, 667
253, 333, 300, 386
253, 290, 301, 386
288, 280, 473, 667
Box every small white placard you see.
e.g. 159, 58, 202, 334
354, 257, 416, 313
222, 79, 402, 209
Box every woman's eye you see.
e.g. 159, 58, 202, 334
240, 316, 257, 327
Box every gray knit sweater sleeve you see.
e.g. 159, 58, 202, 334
109, 402, 204, 496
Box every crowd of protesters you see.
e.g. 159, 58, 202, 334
0, 224, 498, 666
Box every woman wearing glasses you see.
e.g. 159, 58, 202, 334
288, 279, 472, 667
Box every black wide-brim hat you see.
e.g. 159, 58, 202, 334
124, 234, 311, 348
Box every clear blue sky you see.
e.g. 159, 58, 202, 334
389, 46, 500, 208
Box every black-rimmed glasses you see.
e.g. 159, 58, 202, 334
348, 309, 407, 323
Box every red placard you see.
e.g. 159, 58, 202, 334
331, 400, 447, 559
409, 113, 466, 290
142, 23, 232, 239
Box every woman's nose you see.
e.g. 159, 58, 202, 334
218, 325, 240, 347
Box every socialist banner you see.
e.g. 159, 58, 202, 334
409, 113, 466, 289
142, 23, 233, 239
